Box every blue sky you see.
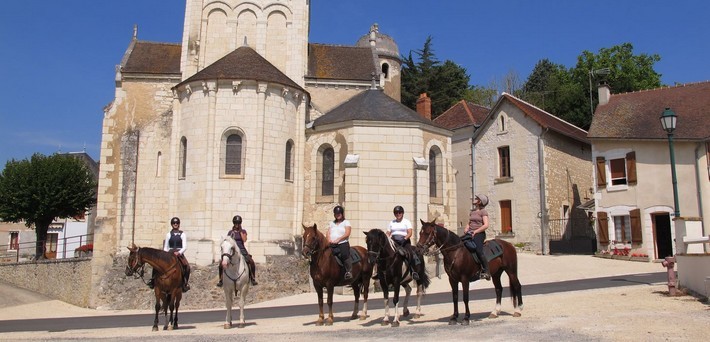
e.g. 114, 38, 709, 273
1, 1, 708, 169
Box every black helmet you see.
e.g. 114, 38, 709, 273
170, 217, 180, 225
393, 205, 404, 214
333, 205, 344, 215
232, 215, 242, 225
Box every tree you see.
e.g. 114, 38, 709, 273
0, 153, 97, 259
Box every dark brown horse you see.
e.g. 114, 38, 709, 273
364, 228, 430, 327
417, 219, 523, 325
125, 244, 185, 331
301, 223, 373, 326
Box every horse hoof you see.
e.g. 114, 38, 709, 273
325, 320, 333, 326
351, 313, 359, 320
316, 321, 324, 326
164, 326, 169, 330
237, 323, 245, 329
488, 313, 498, 319
391, 321, 400, 328
224, 323, 231, 329
152, 326, 158, 332
359, 315, 367, 321
448, 319, 458, 325
403, 309, 410, 317
381, 321, 390, 326
513, 312, 522, 317
462, 319, 470, 326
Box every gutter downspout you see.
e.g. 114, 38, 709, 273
538, 128, 549, 255
471, 136, 476, 217
694, 143, 707, 251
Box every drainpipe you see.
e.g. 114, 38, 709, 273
471, 137, 476, 215
538, 128, 549, 255
694, 143, 707, 252
131, 131, 140, 245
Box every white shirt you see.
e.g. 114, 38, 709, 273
329, 219, 351, 244
163, 230, 187, 255
388, 218, 412, 237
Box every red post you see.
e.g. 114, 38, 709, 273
661, 256, 676, 296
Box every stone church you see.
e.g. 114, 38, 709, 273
91, 0, 456, 300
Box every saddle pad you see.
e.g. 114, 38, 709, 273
334, 248, 361, 266
483, 240, 504, 261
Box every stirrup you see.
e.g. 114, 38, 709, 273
147, 280, 155, 289
216, 280, 223, 287
344, 272, 353, 280
251, 279, 258, 286
411, 272, 420, 281
480, 271, 491, 281
182, 283, 191, 292
372, 273, 379, 280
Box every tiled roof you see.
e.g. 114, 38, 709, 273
176, 46, 304, 91
307, 44, 376, 81
122, 41, 181, 75
589, 82, 710, 140
433, 100, 489, 130
500, 93, 589, 143
313, 89, 447, 130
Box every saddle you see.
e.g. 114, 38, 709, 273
466, 240, 504, 264
332, 247, 361, 266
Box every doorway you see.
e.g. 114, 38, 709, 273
653, 213, 673, 259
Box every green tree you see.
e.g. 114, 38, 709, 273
0, 153, 97, 259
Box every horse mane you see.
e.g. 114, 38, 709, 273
370, 229, 396, 250
434, 222, 462, 246
222, 235, 238, 248
139, 246, 176, 264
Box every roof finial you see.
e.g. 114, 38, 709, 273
371, 72, 377, 89
243, 36, 248, 47
133, 24, 138, 40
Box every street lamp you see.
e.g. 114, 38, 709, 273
660, 107, 680, 218
589, 67, 611, 116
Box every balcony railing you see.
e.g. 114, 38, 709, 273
0, 233, 93, 263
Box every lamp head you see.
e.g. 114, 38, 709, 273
660, 107, 677, 134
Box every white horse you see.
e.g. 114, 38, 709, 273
220, 236, 250, 329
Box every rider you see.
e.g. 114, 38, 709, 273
217, 215, 258, 287
464, 195, 491, 280
148, 217, 191, 292
386, 205, 420, 280
326, 205, 352, 280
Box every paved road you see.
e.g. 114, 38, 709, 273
0, 272, 665, 333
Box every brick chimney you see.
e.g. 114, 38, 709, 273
597, 82, 610, 107
416, 93, 431, 120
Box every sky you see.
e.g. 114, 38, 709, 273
1, 0, 709, 169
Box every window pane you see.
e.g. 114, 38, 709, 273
613, 215, 631, 242
499, 146, 510, 177
179, 137, 187, 178
610, 158, 627, 185
226, 134, 242, 175
429, 150, 437, 197
285, 141, 293, 180
322, 148, 334, 196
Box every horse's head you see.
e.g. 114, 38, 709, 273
220, 237, 238, 266
301, 223, 319, 258
125, 243, 144, 277
417, 219, 439, 252
363, 229, 388, 264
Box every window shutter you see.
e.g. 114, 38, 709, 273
630, 209, 642, 243
596, 157, 606, 188
597, 211, 609, 244
626, 151, 637, 185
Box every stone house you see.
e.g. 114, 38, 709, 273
90, 0, 457, 305
588, 82, 710, 259
438, 93, 593, 254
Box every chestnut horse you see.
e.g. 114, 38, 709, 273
301, 223, 373, 326
125, 244, 185, 331
220, 236, 250, 329
364, 228, 430, 327
417, 220, 523, 325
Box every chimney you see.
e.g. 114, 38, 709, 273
416, 93, 432, 120
597, 82, 610, 107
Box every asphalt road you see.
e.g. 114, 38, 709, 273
0, 272, 665, 333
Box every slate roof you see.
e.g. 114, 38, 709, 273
588, 82, 710, 140
122, 41, 181, 75
496, 93, 589, 144
433, 100, 490, 130
175, 46, 303, 91
307, 44, 376, 81
313, 89, 447, 129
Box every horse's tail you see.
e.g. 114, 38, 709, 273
417, 268, 431, 289
500, 239, 523, 306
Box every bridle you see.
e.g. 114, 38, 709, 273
302, 231, 319, 258
221, 240, 246, 282
126, 248, 148, 284
418, 224, 461, 256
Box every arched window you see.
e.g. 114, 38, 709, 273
179, 137, 187, 179
225, 133, 243, 175
382, 63, 390, 79
322, 147, 334, 196
285, 140, 294, 181
429, 146, 442, 199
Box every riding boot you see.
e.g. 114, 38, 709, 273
182, 265, 191, 292
248, 256, 258, 286
409, 255, 420, 281
477, 251, 491, 281
147, 269, 156, 289
344, 257, 353, 280
216, 264, 223, 287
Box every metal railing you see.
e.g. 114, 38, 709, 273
0, 233, 93, 263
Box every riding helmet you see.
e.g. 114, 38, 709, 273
333, 205, 344, 215
170, 217, 181, 225
393, 205, 404, 214
232, 215, 243, 225
475, 194, 489, 207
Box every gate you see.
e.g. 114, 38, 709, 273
548, 218, 596, 254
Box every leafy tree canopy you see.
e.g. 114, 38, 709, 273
0, 153, 97, 259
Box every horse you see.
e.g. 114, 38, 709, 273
364, 229, 431, 327
301, 223, 373, 326
125, 243, 185, 331
219, 236, 251, 329
417, 219, 523, 325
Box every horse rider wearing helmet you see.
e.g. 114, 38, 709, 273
386, 205, 420, 280
326, 205, 353, 279
217, 215, 258, 287
464, 195, 491, 280
148, 217, 191, 292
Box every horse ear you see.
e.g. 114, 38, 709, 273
313, 223, 317, 230
420, 219, 426, 225
127, 243, 137, 252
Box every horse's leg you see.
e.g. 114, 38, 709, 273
173, 292, 181, 330
461, 281, 470, 326
360, 275, 369, 320
224, 287, 233, 329
402, 283, 412, 317
325, 285, 335, 326
315, 286, 325, 326
508, 271, 524, 317
350, 282, 360, 320
391, 282, 401, 327
415, 283, 424, 318
152, 293, 160, 331
381, 280, 390, 326
489, 273, 504, 318
448, 278, 459, 325
163, 294, 170, 330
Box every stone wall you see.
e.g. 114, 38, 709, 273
0, 258, 92, 307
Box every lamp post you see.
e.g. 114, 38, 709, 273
588, 67, 611, 116
660, 107, 680, 218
